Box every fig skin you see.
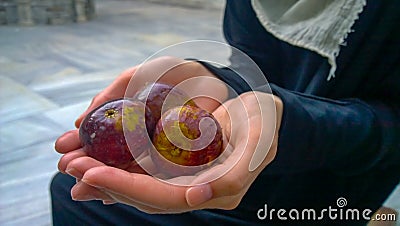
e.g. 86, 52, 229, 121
152, 105, 223, 167
79, 98, 154, 169
133, 82, 197, 135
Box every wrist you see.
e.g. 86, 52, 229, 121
177, 60, 228, 111
193, 61, 229, 101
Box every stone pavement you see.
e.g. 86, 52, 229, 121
0, 0, 225, 225
0, 0, 398, 225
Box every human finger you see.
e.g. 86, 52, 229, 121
75, 67, 137, 128
71, 180, 115, 202
55, 130, 81, 154
99, 189, 168, 213
65, 156, 106, 179
58, 149, 87, 173
81, 166, 190, 211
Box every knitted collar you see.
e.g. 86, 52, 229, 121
251, 0, 366, 81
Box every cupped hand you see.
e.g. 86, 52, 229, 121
54, 56, 229, 205
55, 56, 228, 159
62, 91, 283, 213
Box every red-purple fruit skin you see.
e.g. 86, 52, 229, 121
79, 99, 154, 169
133, 82, 197, 136
152, 105, 223, 167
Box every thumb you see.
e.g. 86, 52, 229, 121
74, 66, 138, 128
185, 184, 213, 207
74, 93, 106, 128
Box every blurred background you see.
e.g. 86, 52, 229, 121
0, 0, 398, 225
0, 0, 224, 225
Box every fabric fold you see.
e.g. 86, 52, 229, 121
251, 0, 366, 80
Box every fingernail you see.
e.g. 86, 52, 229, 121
81, 178, 104, 189
103, 200, 116, 205
72, 194, 96, 201
66, 168, 83, 179
186, 184, 213, 207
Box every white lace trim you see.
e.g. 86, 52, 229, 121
251, 0, 366, 81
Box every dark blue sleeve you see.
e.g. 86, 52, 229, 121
197, 61, 400, 176
194, 0, 400, 176
266, 84, 400, 175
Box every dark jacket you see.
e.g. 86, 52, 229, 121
197, 0, 400, 224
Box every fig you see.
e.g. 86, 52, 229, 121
79, 98, 154, 169
133, 82, 197, 136
152, 105, 223, 167
78, 83, 224, 176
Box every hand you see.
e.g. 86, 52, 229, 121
55, 56, 228, 202
56, 56, 228, 169
59, 91, 283, 213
